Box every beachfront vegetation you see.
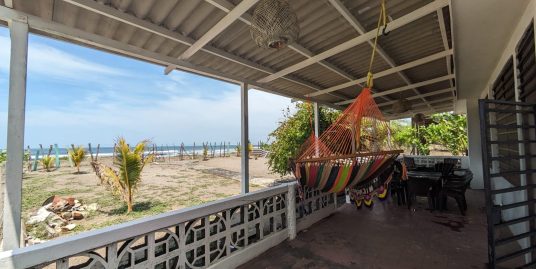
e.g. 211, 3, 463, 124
235, 143, 241, 157
40, 156, 55, 172
392, 113, 468, 155
103, 138, 153, 213
0, 150, 6, 164
68, 145, 86, 173
203, 143, 209, 161
268, 103, 340, 176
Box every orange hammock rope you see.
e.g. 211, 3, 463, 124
292, 0, 401, 207
293, 88, 403, 194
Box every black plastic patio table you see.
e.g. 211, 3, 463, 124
406, 171, 443, 210
407, 171, 442, 181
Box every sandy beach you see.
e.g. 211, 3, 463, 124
21, 155, 291, 242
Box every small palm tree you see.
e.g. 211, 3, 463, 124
68, 145, 86, 173
104, 137, 153, 213
202, 143, 209, 161
248, 142, 254, 154
40, 156, 55, 172
236, 143, 241, 157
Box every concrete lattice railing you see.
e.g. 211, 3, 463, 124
0, 183, 336, 269
404, 155, 470, 169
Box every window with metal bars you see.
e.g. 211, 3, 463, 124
517, 21, 536, 103
492, 58, 520, 183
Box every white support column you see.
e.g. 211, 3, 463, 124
286, 183, 296, 240
3, 17, 28, 250
313, 102, 319, 137
466, 98, 484, 189
240, 83, 249, 194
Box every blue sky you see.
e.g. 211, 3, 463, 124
0, 27, 294, 148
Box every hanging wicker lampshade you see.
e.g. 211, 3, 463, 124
250, 0, 299, 49
391, 99, 411, 113
413, 113, 426, 124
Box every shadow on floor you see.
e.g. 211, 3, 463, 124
239, 189, 487, 269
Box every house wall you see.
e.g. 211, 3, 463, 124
474, 0, 536, 260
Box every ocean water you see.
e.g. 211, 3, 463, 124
25, 144, 240, 158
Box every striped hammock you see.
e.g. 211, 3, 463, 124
293, 88, 403, 207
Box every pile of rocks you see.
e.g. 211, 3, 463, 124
26, 195, 98, 243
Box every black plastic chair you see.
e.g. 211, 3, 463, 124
390, 161, 407, 205
407, 178, 437, 210
441, 171, 473, 215
443, 158, 459, 168
403, 157, 416, 170
434, 162, 455, 178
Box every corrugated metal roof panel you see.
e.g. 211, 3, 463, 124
2, 0, 455, 112
292, 63, 349, 89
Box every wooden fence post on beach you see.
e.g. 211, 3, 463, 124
88, 143, 95, 163
193, 142, 196, 159
32, 147, 40, 171
113, 143, 116, 160
26, 146, 31, 172
166, 144, 171, 162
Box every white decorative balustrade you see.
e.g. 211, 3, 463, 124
0, 183, 336, 269
404, 155, 469, 169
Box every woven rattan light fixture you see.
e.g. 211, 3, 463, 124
250, 0, 299, 49
392, 99, 411, 113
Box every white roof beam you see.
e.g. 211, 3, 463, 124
0, 6, 342, 111
327, 0, 433, 109
379, 87, 454, 107
386, 105, 452, 120
203, 0, 367, 101
165, 0, 258, 71
335, 74, 455, 105
257, 0, 449, 84
307, 49, 453, 97
63, 0, 347, 101
205, 0, 356, 81
437, 9, 455, 97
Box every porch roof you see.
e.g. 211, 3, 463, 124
0, 0, 455, 118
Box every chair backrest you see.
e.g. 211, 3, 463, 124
403, 157, 416, 170
391, 160, 403, 182
435, 162, 455, 177
444, 158, 459, 167
407, 178, 434, 196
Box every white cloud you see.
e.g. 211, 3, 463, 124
13, 87, 293, 147
0, 31, 294, 148
0, 36, 128, 84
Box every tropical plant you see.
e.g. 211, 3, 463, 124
0, 150, 6, 164
40, 156, 55, 172
235, 143, 241, 157
267, 103, 341, 176
68, 145, 86, 173
393, 125, 430, 155
202, 143, 209, 161
103, 137, 153, 213
425, 113, 468, 155
390, 113, 468, 156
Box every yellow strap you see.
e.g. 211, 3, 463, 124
366, 0, 388, 89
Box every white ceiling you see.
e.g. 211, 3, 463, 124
452, 0, 530, 99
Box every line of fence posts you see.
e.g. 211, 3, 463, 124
27, 141, 242, 170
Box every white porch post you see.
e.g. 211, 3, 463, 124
240, 83, 249, 194
313, 102, 319, 137
466, 98, 484, 189
3, 17, 29, 250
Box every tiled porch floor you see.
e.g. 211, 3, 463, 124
239, 190, 487, 269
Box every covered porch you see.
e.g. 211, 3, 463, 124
0, 0, 534, 268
